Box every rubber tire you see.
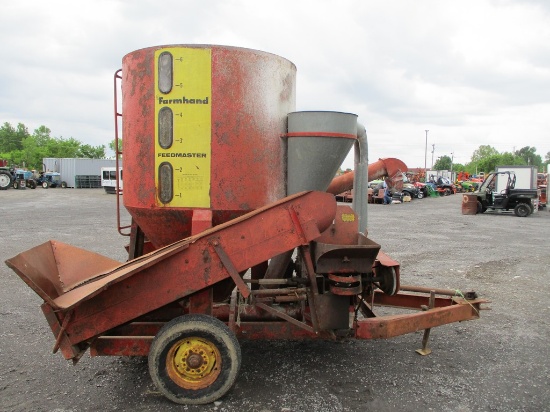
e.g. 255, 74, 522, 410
61, 181, 67, 188
148, 314, 241, 405
417, 190, 424, 199
42, 181, 49, 189
0, 171, 12, 190
29, 180, 36, 189
514, 203, 530, 217
375, 266, 397, 296
13, 181, 19, 189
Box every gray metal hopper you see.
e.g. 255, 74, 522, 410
287, 111, 357, 194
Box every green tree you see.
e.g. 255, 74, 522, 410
1, 122, 109, 168
545, 151, 550, 163
474, 152, 530, 173
452, 162, 465, 172
45, 137, 81, 158
109, 138, 122, 154
476, 154, 504, 173
471, 145, 499, 163
465, 145, 540, 174
4, 126, 52, 169
500, 151, 526, 166
515, 146, 542, 169
5, 149, 25, 167
77, 144, 106, 159
19, 135, 46, 169
33, 125, 52, 145
433, 155, 452, 170
0, 122, 29, 152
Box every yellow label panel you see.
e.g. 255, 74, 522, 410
154, 47, 211, 207
341, 213, 355, 222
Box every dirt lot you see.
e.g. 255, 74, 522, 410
1, 188, 549, 412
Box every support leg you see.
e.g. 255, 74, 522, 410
416, 290, 436, 355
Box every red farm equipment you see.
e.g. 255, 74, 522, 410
331, 157, 408, 203
5, 45, 487, 405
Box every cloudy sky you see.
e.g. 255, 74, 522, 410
1, 0, 549, 170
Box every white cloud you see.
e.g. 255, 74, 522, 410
1, 0, 549, 169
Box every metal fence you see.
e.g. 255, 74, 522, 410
75, 175, 102, 188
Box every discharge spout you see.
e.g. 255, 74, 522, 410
326, 157, 408, 195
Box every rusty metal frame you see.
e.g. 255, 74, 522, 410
8, 191, 336, 361
255, 303, 314, 333
88, 277, 487, 357
211, 240, 251, 299
89, 287, 486, 357
354, 290, 485, 339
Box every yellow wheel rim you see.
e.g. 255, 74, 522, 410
166, 337, 222, 389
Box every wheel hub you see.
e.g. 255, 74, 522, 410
186, 352, 204, 369
167, 337, 221, 389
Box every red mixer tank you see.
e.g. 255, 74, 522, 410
121, 45, 296, 247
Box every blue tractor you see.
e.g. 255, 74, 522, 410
36, 172, 66, 188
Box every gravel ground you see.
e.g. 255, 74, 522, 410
1, 188, 549, 412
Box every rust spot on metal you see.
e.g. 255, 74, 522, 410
202, 250, 211, 264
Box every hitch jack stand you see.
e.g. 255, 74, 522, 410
416, 290, 436, 356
